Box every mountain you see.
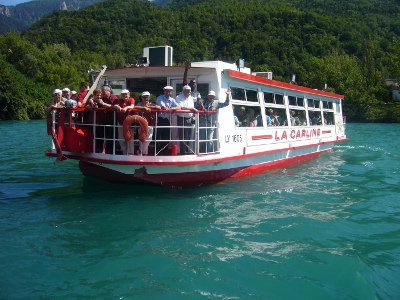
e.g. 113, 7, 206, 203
2, 0, 400, 121
0, 0, 105, 34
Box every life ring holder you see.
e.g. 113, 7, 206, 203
123, 115, 148, 143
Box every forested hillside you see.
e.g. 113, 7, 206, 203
0, 0, 105, 34
1, 0, 400, 122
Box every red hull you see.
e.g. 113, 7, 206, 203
79, 149, 330, 189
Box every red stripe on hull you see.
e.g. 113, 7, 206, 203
79, 149, 332, 189
252, 135, 273, 140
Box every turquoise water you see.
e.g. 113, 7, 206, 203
0, 121, 399, 299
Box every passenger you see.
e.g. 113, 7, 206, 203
290, 110, 301, 126
324, 112, 333, 125
298, 111, 307, 126
247, 108, 258, 127
114, 89, 136, 155
182, 61, 202, 102
255, 111, 263, 127
156, 86, 180, 155
101, 85, 119, 108
268, 109, 279, 126
265, 109, 272, 126
277, 109, 287, 126
76, 82, 89, 107
175, 85, 198, 155
62, 88, 77, 109
62, 87, 71, 100
189, 79, 202, 102
70, 90, 77, 100
46, 89, 65, 114
89, 89, 110, 153
237, 106, 249, 127
196, 89, 231, 153
311, 111, 321, 125
135, 91, 161, 155
232, 106, 240, 127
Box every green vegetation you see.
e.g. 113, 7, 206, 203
0, 0, 105, 34
1, 0, 400, 122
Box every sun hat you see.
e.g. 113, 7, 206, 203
183, 85, 191, 91
71, 90, 77, 95
208, 90, 216, 96
121, 89, 130, 94
53, 89, 62, 94
163, 86, 173, 90
62, 87, 70, 92
141, 91, 150, 97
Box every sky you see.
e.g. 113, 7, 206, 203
0, 0, 31, 5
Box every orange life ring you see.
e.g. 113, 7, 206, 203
123, 115, 148, 142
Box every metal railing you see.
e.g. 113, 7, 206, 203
48, 107, 219, 156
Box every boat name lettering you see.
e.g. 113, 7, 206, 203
225, 134, 243, 143
275, 128, 321, 141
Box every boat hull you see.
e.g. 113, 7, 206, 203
78, 145, 333, 188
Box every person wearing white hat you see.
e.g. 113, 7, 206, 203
62, 87, 71, 100
196, 88, 231, 153
134, 91, 162, 156
114, 89, 136, 155
46, 89, 65, 114
175, 85, 198, 155
156, 86, 181, 155
62, 88, 77, 108
70, 90, 77, 100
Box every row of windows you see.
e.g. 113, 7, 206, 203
232, 105, 335, 128
230, 87, 336, 111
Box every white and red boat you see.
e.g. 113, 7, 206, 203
46, 47, 347, 188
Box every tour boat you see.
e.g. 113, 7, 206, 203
45, 46, 348, 188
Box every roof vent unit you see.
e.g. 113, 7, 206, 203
252, 72, 273, 80
143, 45, 173, 67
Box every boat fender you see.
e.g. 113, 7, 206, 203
123, 115, 148, 143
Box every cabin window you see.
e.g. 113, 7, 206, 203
323, 111, 334, 125
288, 95, 304, 107
288, 96, 296, 106
233, 104, 262, 127
322, 100, 333, 109
127, 77, 167, 96
320, 100, 335, 125
308, 110, 322, 125
246, 89, 258, 102
263, 92, 284, 105
275, 94, 284, 105
231, 87, 246, 101
284, 109, 308, 126
231, 87, 258, 103
307, 98, 320, 108
264, 108, 288, 126
264, 92, 274, 104
335, 102, 341, 114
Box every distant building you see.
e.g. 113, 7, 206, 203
385, 79, 400, 101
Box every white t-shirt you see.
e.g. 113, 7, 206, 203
175, 93, 194, 118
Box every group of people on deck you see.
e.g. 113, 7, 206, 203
152, 80, 231, 155
46, 79, 231, 156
